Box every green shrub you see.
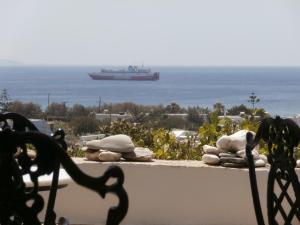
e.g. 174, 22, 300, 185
99, 120, 154, 147
151, 129, 201, 160
99, 120, 202, 160
70, 116, 100, 135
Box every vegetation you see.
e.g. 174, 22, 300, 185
99, 120, 201, 160
213, 102, 225, 116
8, 101, 43, 118
227, 104, 252, 115
70, 116, 100, 135
46, 102, 68, 118
3, 88, 289, 160
0, 89, 11, 112
248, 92, 260, 110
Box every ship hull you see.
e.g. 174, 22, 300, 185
88, 72, 159, 81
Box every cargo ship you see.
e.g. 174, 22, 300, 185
88, 65, 159, 81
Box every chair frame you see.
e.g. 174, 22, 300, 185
246, 116, 300, 225
0, 112, 128, 225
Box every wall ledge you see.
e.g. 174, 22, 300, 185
49, 157, 300, 225
71, 157, 273, 171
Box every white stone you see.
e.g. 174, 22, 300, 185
254, 159, 266, 167
259, 154, 268, 164
98, 151, 122, 162
297, 160, 300, 168
252, 150, 260, 159
216, 136, 231, 152
203, 145, 220, 155
86, 140, 102, 150
218, 148, 229, 153
85, 151, 100, 161
230, 130, 250, 151
202, 154, 220, 165
216, 130, 256, 153
81, 146, 88, 151
15, 148, 36, 159
122, 147, 154, 162
236, 149, 260, 159
86, 134, 135, 153
236, 150, 245, 158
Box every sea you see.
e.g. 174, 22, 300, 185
0, 66, 300, 117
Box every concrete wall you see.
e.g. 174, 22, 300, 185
42, 159, 299, 225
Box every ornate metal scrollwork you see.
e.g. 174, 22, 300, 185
246, 116, 300, 225
0, 113, 128, 225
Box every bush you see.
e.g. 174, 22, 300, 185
8, 101, 43, 118
151, 129, 201, 160
227, 104, 252, 115
68, 104, 88, 118
46, 103, 67, 118
99, 120, 202, 160
70, 116, 100, 135
100, 120, 154, 147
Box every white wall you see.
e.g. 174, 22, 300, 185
41, 159, 298, 225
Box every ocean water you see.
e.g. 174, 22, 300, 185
0, 66, 300, 116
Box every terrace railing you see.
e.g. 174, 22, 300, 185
0, 112, 128, 225
246, 116, 300, 225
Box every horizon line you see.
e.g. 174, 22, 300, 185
1, 63, 300, 68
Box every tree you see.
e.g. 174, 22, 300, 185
46, 102, 68, 118
165, 102, 181, 113
187, 107, 205, 126
227, 104, 252, 115
70, 116, 99, 135
8, 101, 43, 118
69, 104, 88, 118
0, 89, 11, 112
248, 92, 260, 110
254, 108, 268, 118
213, 102, 225, 116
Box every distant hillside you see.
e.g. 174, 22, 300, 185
0, 59, 22, 66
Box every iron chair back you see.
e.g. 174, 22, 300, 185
246, 116, 300, 225
0, 112, 128, 225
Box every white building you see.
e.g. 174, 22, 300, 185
95, 113, 132, 122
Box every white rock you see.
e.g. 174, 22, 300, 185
122, 147, 154, 162
82, 146, 99, 153
236, 150, 245, 158
86, 134, 135, 153
296, 160, 300, 168
218, 148, 229, 153
260, 154, 268, 164
230, 130, 250, 151
216, 136, 231, 152
254, 159, 266, 167
216, 130, 256, 153
81, 146, 88, 151
252, 150, 260, 159
86, 140, 102, 150
85, 151, 100, 161
99, 151, 122, 162
237, 149, 260, 159
203, 145, 220, 155
27, 149, 37, 159
202, 154, 220, 165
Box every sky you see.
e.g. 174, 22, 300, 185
1, 0, 300, 66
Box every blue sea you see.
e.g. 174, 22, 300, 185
0, 66, 300, 116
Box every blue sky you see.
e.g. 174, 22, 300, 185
1, 0, 300, 66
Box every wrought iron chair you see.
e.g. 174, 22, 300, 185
0, 112, 128, 225
246, 116, 300, 225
